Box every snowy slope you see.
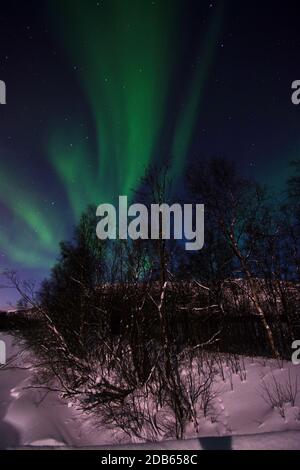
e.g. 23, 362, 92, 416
0, 334, 115, 448
1, 333, 300, 450
34, 431, 299, 450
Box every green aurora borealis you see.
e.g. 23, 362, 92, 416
0, 0, 223, 270
49, 0, 223, 212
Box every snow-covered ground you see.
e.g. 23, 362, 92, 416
1, 333, 300, 450
0, 334, 116, 448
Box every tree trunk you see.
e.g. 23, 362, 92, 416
230, 234, 279, 358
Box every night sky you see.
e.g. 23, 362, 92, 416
0, 0, 299, 307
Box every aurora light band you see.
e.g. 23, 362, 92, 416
0, 0, 223, 271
